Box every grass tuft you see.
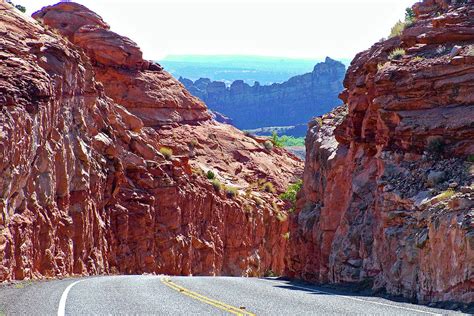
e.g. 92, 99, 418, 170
388, 48, 406, 60
159, 147, 173, 160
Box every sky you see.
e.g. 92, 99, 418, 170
19, 0, 416, 60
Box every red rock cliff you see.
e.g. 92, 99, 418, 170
287, 0, 474, 304
0, 2, 302, 281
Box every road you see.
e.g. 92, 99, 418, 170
0, 275, 467, 315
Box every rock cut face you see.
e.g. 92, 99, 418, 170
287, 0, 474, 304
33, 2, 211, 127
0, 1, 302, 281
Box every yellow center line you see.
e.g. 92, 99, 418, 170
160, 277, 256, 316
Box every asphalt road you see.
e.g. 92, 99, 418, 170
0, 275, 468, 315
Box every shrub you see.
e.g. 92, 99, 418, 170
271, 131, 284, 148
264, 270, 277, 277
467, 155, 474, 163
389, 7, 416, 38
377, 62, 389, 71
159, 147, 173, 160
389, 48, 406, 60
389, 20, 406, 38
282, 232, 290, 240
436, 188, 455, 200
206, 170, 216, 180
280, 180, 303, 212
263, 140, 274, 151
412, 56, 425, 62
7, 1, 26, 13
211, 179, 221, 191
262, 182, 275, 193
426, 137, 445, 155
225, 186, 238, 198
405, 7, 416, 26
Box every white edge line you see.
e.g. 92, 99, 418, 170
58, 280, 82, 316
261, 278, 442, 316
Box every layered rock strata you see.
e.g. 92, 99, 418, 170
287, 0, 474, 304
0, 2, 302, 281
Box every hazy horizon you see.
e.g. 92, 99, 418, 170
19, 0, 416, 61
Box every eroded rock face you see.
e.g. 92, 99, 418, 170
0, 2, 302, 281
287, 0, 474, 304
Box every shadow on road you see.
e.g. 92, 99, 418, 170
264, 277, 474, 315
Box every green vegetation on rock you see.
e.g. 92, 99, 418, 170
280, 180, 303, 212
270, 132, 305, 147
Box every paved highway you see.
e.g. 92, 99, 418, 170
0, 275, 467, 315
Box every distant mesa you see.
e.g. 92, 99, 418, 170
179, 57, 346, 136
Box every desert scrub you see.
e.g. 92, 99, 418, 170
211, 179, 222, 191
159, 147, 173, 160
467, 155, 474, 163
224, 185, 238, 198
280, 180, 303, 212
389, 7, 416, 38
206, 170, 216, 180
262, 181, 275, 193
264, 270, 278, 277
412, 56, 425, 62
263, 140, 274, 151
377, 62, 390, 71
426, 137, 445, 155
271, 131, 284, 148
282, 232, 290, 240
436, 188, 455, 200
388, 48, 406, 60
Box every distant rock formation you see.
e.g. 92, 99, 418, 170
179, 58, 345, 134
287, 0, 474, 305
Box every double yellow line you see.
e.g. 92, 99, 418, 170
161, 278, 255, 316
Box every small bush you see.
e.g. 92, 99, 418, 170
388, 48, 406, 60
211, 179, 222, 191
377, 62, 389, 71
389, 7, 416, 38
263, 140, 274, 151
405, 7, 416, 26
225, 186, 238, 198
315, 117, 323, 127
467, 155, 474, 163
206, 170, 216, 180
271, 131, 284, 148
436, 189, 455, 200
426, 137, 445, 155
7, 1, 26, 13
412, 56, 425, 62
280, 180, 303, 212
282, 232, 290, 240
262, 182, 275, 193
389, 20, 406, 38
159, 147, 173, 160
264, 270, 277, 277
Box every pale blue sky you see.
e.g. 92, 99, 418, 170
20, 0, 416, 60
